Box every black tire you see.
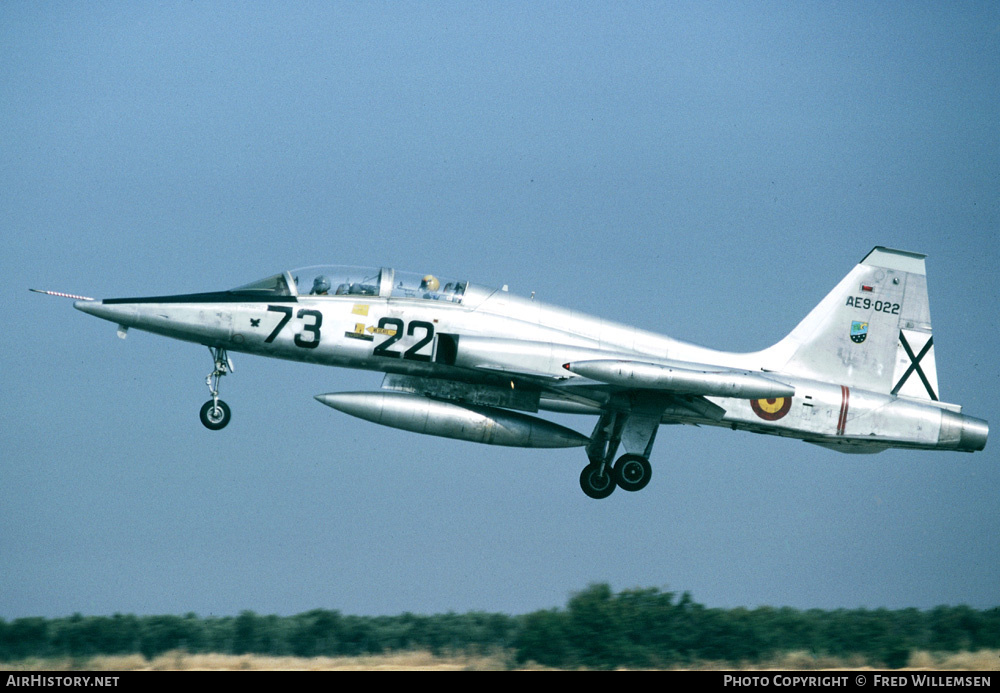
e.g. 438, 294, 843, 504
200, 399, 231, 430
614, 454, 651, 492
580, 463, 616, 499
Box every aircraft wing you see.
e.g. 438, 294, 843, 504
384, 335, 795, 425
438, 335, 792, 393
467, 363, 571, 383
560, 359, 794, 399
431, 334, 792, 399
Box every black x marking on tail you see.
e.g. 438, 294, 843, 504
891, 331, 937, 401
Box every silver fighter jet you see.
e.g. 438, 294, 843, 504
35, 247, 988, 499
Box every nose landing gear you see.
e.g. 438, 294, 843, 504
200, 346, 234, 430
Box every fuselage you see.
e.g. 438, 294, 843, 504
74, 266, 987, 454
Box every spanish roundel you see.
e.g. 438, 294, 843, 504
750, 397, 792, 421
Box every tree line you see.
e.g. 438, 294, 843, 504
2, 584, 997, 669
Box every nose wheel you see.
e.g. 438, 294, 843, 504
200, 399, 231, 430
201, 346, 234, 430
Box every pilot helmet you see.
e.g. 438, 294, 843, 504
421, 275, 440, 291
312, 275, 331, 294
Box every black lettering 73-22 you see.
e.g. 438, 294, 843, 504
265, 305, 322, 349
373, 318, 434, 361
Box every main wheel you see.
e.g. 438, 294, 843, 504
200, 399, 231, 430
580, 463, 616, 499
614, 454, 651, 492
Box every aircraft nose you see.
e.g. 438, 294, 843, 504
74, 300, 136, 324
73, 299, 99, 315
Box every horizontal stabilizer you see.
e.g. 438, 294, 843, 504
564, 359, 795, 399
804, 440, 889, 455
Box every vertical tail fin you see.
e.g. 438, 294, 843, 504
763, 247, 939, 400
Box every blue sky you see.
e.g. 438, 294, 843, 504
3, 2, 998, 619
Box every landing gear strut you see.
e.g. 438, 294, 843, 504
579, 409, 626, 499
200, 346, 233, 430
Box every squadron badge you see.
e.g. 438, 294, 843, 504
850, 321, 868, 344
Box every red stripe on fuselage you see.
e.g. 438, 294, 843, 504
837, 385, 850, 435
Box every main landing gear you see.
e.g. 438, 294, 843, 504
613, 454, 652, 492
200, 346, 234, 430
579, 454, 653, 499
580, 462, 616, 499
579, 406, 657, 499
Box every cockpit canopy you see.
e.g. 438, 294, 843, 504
231, 266, 473, 304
